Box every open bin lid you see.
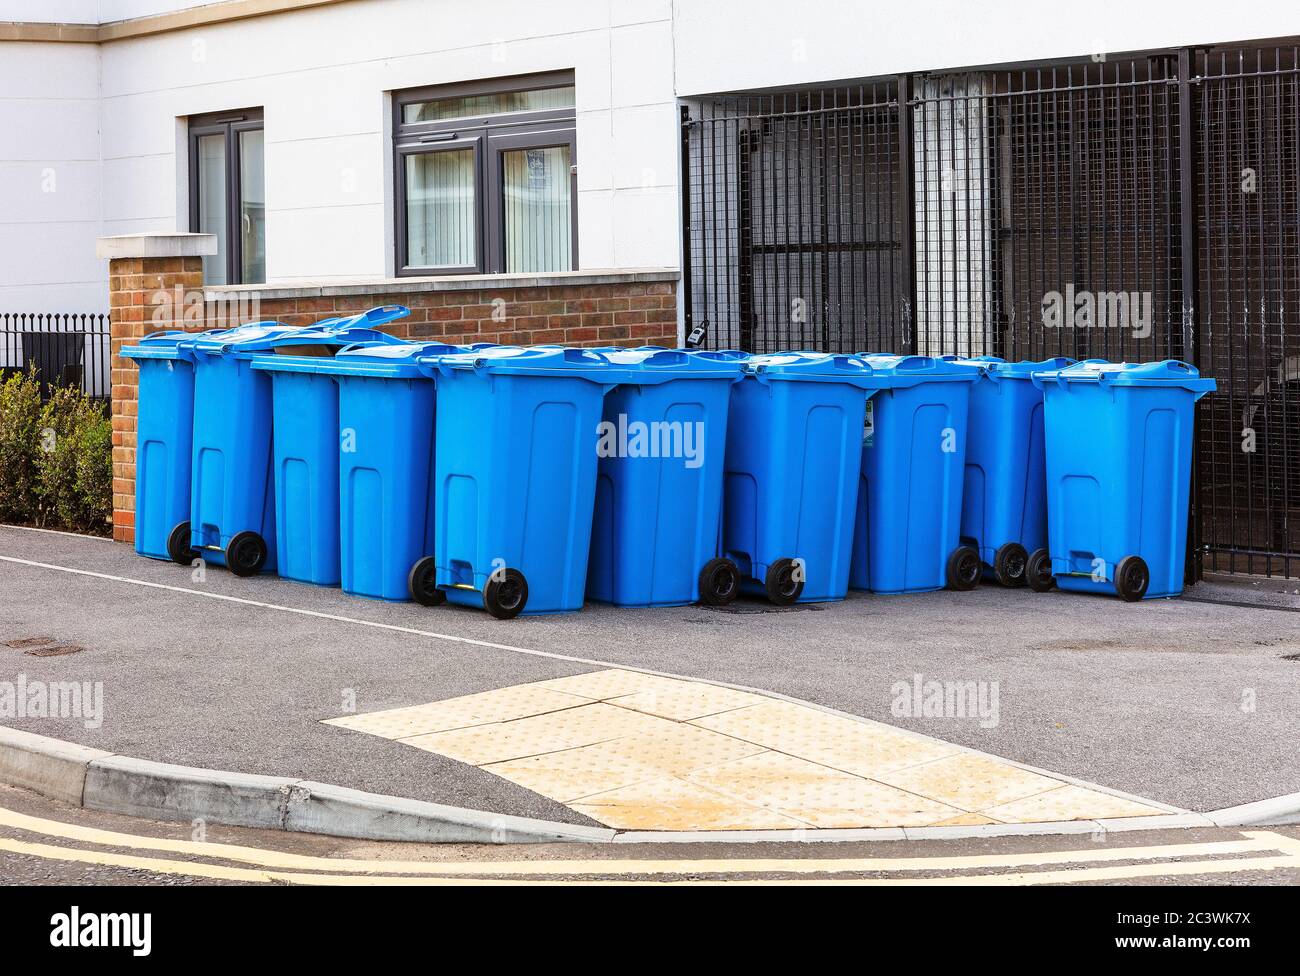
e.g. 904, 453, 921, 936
742, 351, 882, 389
1033, 359, 1216, 397
298, 304, 410, 334
421, 345, 625, 383
195, 308, 413, 360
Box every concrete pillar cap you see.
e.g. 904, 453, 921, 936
97, 233, 218, 259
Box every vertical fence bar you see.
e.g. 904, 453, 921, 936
897, 74, 917, 354
679, 105, 694, 344
1178, 47, 1203, 581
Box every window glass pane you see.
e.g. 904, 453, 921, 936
405, 149, 477, 268
196, 133, 228, 285
239, 129, 266, 284
502, 146, 571, 273
403, 86, 574, 124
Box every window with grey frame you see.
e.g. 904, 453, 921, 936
189, 108, 265, 285
394, 72, 577, 276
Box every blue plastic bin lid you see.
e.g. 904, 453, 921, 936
185, 321, 301, 356
120, 328, 220, 362
742, 351, 882, 388
852, 353, 980, 386
252, 340, 480, 378
941, 355, 1077, 380
300, 304, 410, 333
423, 345, 623, 383
1034, 359, 1216, 396
592, 347, 746, 383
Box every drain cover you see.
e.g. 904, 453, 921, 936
24, 643, 84, 657
3, 636, 56, 649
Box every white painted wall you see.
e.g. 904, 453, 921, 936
94, 0, 679, 284
0, 41, 104, 313
673, 0, 1300, 95
4, 0, 1300, 312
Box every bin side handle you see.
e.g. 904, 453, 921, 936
358, 305, 411, 328
646, 350, 688, 367
832, 354, 872, 375
565, 348, 612, 366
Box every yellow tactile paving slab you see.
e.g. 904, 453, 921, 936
403, 702, 675, 766
485, 724, 767, 802
324, 669, 1172, 831
692, 699, 961, 778
569, 776, 812, 831
530, 668, 691, 701
684, 751, 964, 828
983, 784, 1169, 824
323, 686, 587, 739
876, 752, 1070, 812
607, 683, 768, 721
932, 813, 1001, 827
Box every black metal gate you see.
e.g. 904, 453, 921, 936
682, 42, 1300, 579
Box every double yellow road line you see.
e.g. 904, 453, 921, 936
2, 805, 1298, 885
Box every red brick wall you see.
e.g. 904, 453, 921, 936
108, 255, 206, 544
205, 280, 678, 348
109, 272, 677, 544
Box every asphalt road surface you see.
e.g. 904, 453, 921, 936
1, 784, 1298, 887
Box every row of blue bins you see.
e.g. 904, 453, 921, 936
123, 307, 1214, 618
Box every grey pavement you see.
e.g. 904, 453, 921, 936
1, 524, 1298, 821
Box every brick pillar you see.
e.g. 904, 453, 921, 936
96, 233, 217, 544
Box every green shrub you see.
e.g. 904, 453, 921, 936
0, 368, 112, 536
0, 368, 44, 524
36, 385, 112, 534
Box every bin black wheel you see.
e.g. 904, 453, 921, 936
764, 558, 804, 606
946, 546, 981, 591
407, 556, 447, 607
1025, 548, 1056, 592
483, 568, 528, 620
698, 558, 740, 607
225, 531, 267, 578
993, 542, 1029, 588
167, 521, 196, 566
1114, 555, 1150, 603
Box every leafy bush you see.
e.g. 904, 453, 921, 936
0, 368, 112, 535
0, 367, 44, 524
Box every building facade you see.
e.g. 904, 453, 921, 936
3, 0, 1300, 575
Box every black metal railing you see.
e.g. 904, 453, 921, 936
683, 41, 1300, 580
0, 313, 112, 402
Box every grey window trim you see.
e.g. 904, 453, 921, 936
188, 107, 264, 285
393, 71, 578, 277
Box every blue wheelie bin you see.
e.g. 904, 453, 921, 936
947, 356, 1074, 587
585, 348, 745, 607
249, 306, 411, 587
186, 321, 367, 576
849, 354, 980, 594
722, 352, 884, 605
1032, 360, 1215, 600
293, 340, 489, 602
120, 329, 225, 562
419, 346, 622, 619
